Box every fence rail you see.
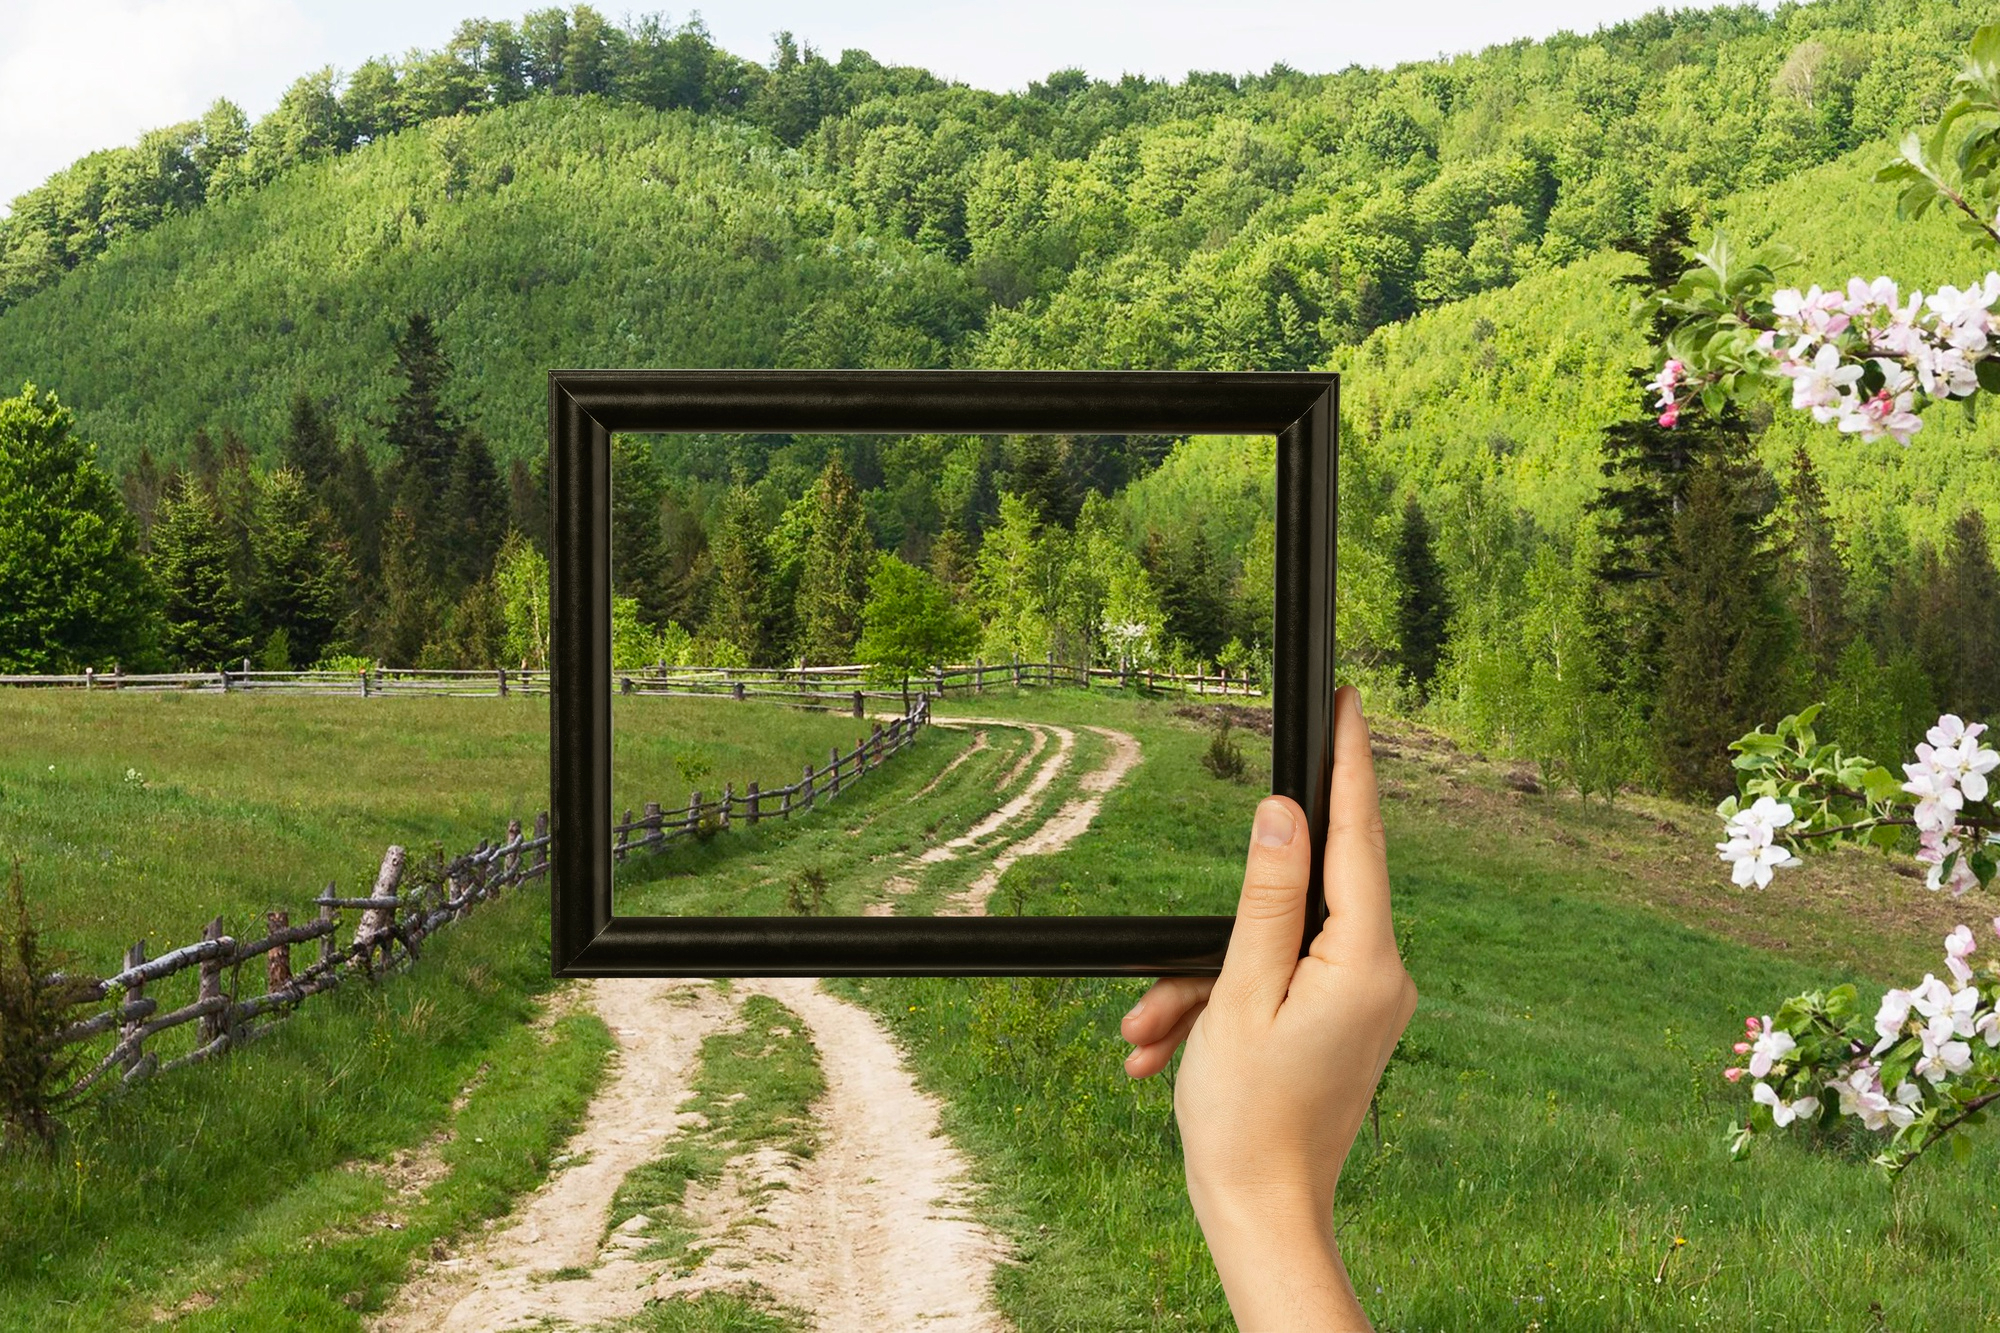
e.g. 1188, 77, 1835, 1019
0, 658, 1263, 701
40, 696, 932, 1103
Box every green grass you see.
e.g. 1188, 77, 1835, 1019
606, 989, 823, 1283
0, 689, 869, 1329
0, 886, 612, 1330
825, 692, 2000, 1331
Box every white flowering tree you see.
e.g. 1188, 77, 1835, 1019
1647, 25, 2000, 1176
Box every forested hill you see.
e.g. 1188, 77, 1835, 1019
0, 0, 1985, 470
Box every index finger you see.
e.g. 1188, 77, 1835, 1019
1311, 685, 1395, 960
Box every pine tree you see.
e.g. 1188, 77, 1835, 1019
326, 438, 383, 583
796, 457, 875, 664
1005, 434, 1082, 527
249, 468, 351, 667
1392, 496, 1452, 698
610, 437, 670, 623
1653, 464, 1798, 797
507, 455, 547, 552
372, 503, 438, 665
150, 473, 248, 669
1782, 444, 1849, 681
928, 525, 976, 606
1143, 527, 1230, 662
701, 487, 774, 664
281, 391, 340, 492
120, 446, 165, 552
382, 312, 464, 507
441, 433, 506, 594
1587, 207, 1761, 706
1924, 510, 2000, 719
421, 577, 507, 668
0, 385, 159, 672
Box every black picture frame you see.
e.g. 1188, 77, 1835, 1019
549, 370, 1336, 976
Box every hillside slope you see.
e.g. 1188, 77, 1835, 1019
1341, 139, 2000, 552
0, 98, 978, 470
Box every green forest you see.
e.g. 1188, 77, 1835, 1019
5, 0, 2000, 800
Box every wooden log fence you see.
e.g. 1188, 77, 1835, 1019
39, 697, 933, 1104
0, 660, 1263, 700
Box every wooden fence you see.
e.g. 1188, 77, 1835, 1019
41, 696, 932, 1103
0, 659, 1263, 702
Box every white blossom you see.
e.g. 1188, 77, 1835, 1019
1753, 1080, 1820, 1127
1784, 343, 1864, 423
1747, 1022, 1796, 1079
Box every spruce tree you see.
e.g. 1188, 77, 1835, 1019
120, 446, 165, 552
1392, 495, 1452, 698
701, 487, 774, 664
1143, 527, 1230, 662
327, 438, 383, 583
796, 456, 875, 664
610, 437, 670, 624
383, 312, 464, 505
421, 577, 507, 668
928, 525, 976, 606
249, 468, 351, 667
1653, 464, 1797, 797
151, 473, 248, 669
1587, 206, 1760, 706
281, 391, 340, 492
441, 433, 506, 594
1928, 510, 2000, 719
507, 455, 548, 552
0, 385, 159, 672
1005, 434, 1082, 527
1782, 444, 1850, 681
372, 503, 438, 665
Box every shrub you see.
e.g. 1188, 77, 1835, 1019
1200, 719, 1247, 783
0, 862, 90, 1151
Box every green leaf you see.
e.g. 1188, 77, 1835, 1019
1952, 1129, 1975, 1163
1862, 765, 1904, 804
1869, 823, 1906, 851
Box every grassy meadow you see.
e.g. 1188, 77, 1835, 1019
7, 685, 2000, 1329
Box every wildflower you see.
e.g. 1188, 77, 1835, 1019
1753, 1080, 1819, 1127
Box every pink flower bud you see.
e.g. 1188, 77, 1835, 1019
1746, 1016, 1763, 1034
1659, 404, 1680, 428
1733, 1042, 1751, 1053
1724, 1068, 1744, 1082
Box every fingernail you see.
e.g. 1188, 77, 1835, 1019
1253, 799, 1296, 848
1123, 997, 1145, 1021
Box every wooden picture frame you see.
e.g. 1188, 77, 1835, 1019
549, 370, 1337, 976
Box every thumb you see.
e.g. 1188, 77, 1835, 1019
1211, 794, 1312, 1021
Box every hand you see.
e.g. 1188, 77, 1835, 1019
1119, 685, 1415, 1332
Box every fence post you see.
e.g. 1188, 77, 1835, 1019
356, 845, 405, 972
829, 747, 843, 796
801, 763, 814, 811
196, 916, 227, 1046
621, 676, 633, 695
746, 782, 760, 825
219, 667, 231, 693
847, 689, 861, 719
533, 812, 550, 875
498, 666, 509, 698
733, 680, 746, 702
318, 886, 337, 967
119, 940, 147, 1073
1013, 655, 1022, 686
84, 666, 94, 691
642, 802, 662, 848
503, 817, 523, 880
266, 910, 293, 995
687, 790, 703, 834
1148, 666, 1155, 692
111, 661, 122, 691
360, 667, 371, 698
975, 657, 984, 693
720, 785, 733, 830
616, 809, 632, 862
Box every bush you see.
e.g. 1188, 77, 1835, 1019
1200, 719, 1247, 783
786, 867, 828, 916
0, 862, 90, 1151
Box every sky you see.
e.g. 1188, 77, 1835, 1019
0, 0, 1764, 207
